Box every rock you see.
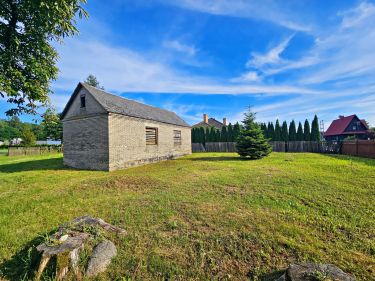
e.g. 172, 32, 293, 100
85, 240, 117, 277
276, 262, 355, 281
72, 215, 127, 236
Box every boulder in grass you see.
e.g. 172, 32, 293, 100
85, 240, 117, 277
276, 262, 355, 281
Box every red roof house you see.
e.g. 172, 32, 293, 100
324, 115, 369, 141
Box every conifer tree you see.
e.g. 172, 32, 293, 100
304, 119, 311, 141
221, 126, 228, 142
289, 120, 297, 141
205, 127, 211, 142
233, 122, 241, 141
215, 129, 221, 142
210, 127, 217, 142
274, 120, 281, 141
311, 115, 320, 141
297, 122, 304, 141
281, 121, 289, 141
199, 127, 206, 144
227, 123, 234, 142
267, 122, 275, 140
235, 109, 271, 159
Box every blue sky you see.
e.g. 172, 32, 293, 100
1, 0, 375, 128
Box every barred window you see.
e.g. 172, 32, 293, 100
173, 130, 181, 144
146, 127, 158, 145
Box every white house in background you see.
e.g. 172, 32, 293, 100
10, 138, 22, 145
36, 140, 62, 145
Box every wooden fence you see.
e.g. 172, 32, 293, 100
8, 146, 63, 156
192, 141, 341, 154
341, 140, 375, 158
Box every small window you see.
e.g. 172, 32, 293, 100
80, 95, 86, 108
146, 127, 158, 145
173, 130, 181, 145
352, 126, 356, 130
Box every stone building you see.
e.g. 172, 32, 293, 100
61, 83, 191, 171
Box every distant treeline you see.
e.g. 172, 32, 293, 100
191, 122, 241, 144
192, 115, 321, 144
259, 115, 321, 141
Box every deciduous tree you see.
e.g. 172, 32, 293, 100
0, 0, 88, 116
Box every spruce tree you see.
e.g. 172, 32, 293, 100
227, 123, 234, 142
311, 115, 320, 141
281, 121, 289, 141
267, 122, 275, 140
304, 119, 311, 141
274, 120, 281, 141
191, 128, 195, 143
289, 120, 297, 141
233, 122, 241, 141
297, 122, 304, 141
235, 109, 271, 159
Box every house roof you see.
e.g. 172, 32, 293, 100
61, 83, 190, 127
324, 114, 368, 137
193, 118, 224, 130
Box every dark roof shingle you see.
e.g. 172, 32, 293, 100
192, 118, 224, 130
61, 83, 190, 127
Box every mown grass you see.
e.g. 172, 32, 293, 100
0, 152, 374, 280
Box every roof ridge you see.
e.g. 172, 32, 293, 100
81, 83, 180, 117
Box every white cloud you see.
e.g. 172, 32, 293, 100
247, 35, 294, 68
163, 40, 196, 57
53, 39, 319, 97
162, 0, 312, 32
231, 71, 260, 83
339, 1, 375, 29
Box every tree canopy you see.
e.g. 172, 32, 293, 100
235, 108, 271, 159
0, 0, 88, 116
84, 74, 104, 89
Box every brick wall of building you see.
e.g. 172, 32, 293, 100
108, 113, 191, 171
63, 115, 109, 170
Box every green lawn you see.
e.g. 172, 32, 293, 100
0, 149, 7, 156
0, 153, 374, 280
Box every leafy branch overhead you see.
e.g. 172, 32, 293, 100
0, 0, 88, 116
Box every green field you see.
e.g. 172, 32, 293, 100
0, 149, 7, 156
0, 152, 374, 280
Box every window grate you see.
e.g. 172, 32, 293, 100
173, 130, 181, 145
146, 127, 158, 145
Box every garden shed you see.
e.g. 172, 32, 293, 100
61, 83, 191, 171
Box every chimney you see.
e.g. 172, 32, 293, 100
223, 118, 227, 126
203, 114, 208, 123
339, 115, 345, 119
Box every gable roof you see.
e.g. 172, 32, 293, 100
192, 118, 224, 130
324, 114, 368, 137
61, 83, 190, 127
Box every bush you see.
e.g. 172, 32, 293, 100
235, 108, 272, 159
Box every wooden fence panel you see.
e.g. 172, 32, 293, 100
342, 140, 375, 158
271, 141, 286, 152
192, 143, 206, 153
205, 142, 237, 152
8, 146, 62, 156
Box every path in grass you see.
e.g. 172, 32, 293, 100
0, 152, 374, 280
